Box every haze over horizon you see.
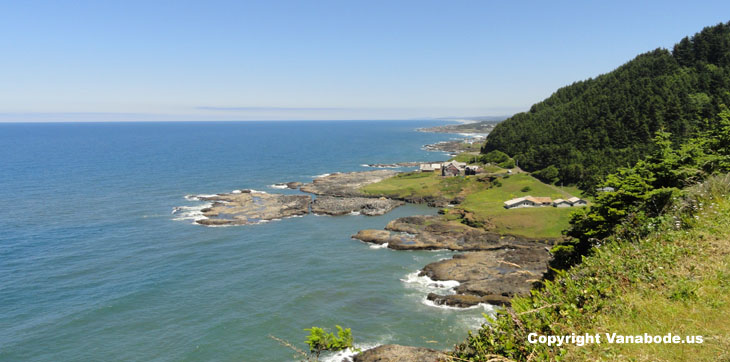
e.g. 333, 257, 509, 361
2, 0, 729, 122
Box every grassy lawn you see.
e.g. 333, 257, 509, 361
481, 164, 509, 174
362, 170, 586, 238
458, 173, 584, 238
450, 152, 482, 164
360, 171, 489, 199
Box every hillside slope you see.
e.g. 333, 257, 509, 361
452, 174, 730, 361
483, 22, 730, 189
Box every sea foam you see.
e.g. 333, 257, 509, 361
368, 242, 389, 249
171, 203, 212, 223
400, 271, 460, 292
321, 342, 383, 362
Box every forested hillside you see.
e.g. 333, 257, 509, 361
482, 22, 730, 189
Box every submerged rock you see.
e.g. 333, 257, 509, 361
300, 170, 398, 197
351, 344, 447, 362
426, 293, 511, 307
311, 196, 404, 216
194, 191, 310, 226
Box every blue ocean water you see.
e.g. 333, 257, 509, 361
0, 121, 493, 361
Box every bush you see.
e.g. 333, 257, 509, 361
304, 325, 355, 360
482, 150, 511, 164
498, 159, 515, 169
533, 165, 559, 184
520, 186, 531, 192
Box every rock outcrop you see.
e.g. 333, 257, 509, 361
300, 170, 398, 197
352, 215, 549, 251
195, 190, 310, 226
351, 344, 447, 362
185, 174, 407, 226
364, 161, 440, 168
311, 196, 404, 216
353, 215, 552, 307
422, 248, 550, 307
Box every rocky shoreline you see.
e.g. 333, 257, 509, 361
195, 191, 310, 226
180, 170, 407, 226
352, 215, 553, 308
351, 344, 447, 362
416, 119, 501, 134
423, 137, 485, 154
176, 126, 555, 361
299, 170, 398, 197
311, 196, 404, 216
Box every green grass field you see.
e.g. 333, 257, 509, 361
360, 171, 489, 199
449, 152, 482, 164
363, 171, 585, 238
458, 173, 585, 238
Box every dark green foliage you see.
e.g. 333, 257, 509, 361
480, 150, 515, 168
482, 150, 510, 163
552, 108, 730, 272
482, 22, 730, 189
520, 186, 531, 192
532, 165, 559, 184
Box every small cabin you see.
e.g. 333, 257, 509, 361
568, 197, 587, 206
420, 163, 442, 172
553, 199, 572, 207
527, 196, 553, 206
504, 197, 536, 209
442, 163, 461, 177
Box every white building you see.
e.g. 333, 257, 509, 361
419, 163, 443, 172
504, 197, 536, 209
568, 197, 587, 206
553, 199, 572, 207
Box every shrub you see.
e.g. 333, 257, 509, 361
304, 325, 356, 360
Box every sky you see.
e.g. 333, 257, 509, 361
1, 0, 729, 122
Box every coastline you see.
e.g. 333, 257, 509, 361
171, 121, 556, 360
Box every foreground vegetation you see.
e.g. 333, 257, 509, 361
452, 174, 730, 361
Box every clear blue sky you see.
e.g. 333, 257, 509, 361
1, 0, 729, 121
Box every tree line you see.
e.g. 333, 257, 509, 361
482, 22, 730, 190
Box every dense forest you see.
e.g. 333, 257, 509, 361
482, 22, 730, 189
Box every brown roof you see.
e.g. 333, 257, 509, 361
526, 196, 552, 204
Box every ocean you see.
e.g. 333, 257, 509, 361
0, 121, 494, 361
